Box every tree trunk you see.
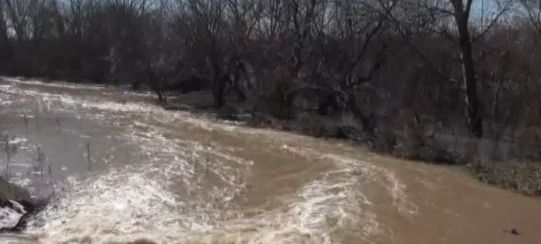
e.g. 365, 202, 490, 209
0, 2, 6, 41
0, 2, 11, 73
459, 32, 483, 137
452, 0, 483, 138
212, 74, 227, 107
4, 0, 26, 42
345, 92, 375, 133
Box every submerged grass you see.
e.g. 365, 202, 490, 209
469, 162, 541, 196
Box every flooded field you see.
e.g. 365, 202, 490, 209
0, 77, 539, 244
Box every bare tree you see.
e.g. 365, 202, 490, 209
0, 1, 7, 42
2, 0, 541, 163
388, 0, 512, 138
0, 0, 11, 72
448, 0, 484, 137
520, 0, 541, 32
4, 0, 32, 41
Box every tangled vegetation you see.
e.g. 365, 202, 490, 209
470, 162, 541, 196
2, 0, 541, 195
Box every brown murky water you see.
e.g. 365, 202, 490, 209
0, 77, 540, 244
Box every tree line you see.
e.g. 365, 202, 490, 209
1, 0, 541, 161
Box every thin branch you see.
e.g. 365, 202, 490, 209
472, 0, 513, 42
465, 0, 474, 20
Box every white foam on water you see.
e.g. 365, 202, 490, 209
2, 78, 416, 244
274, 145, 419, 243
7, 137, 27, 145
26, 144, 255, 243
23, 111, 255, 243
288, 177, 380, 244
324, 154, 418, 216
1, 77, 108, 91
1, 76, 290, 140
283, 145, 417, 214
155, 146, 415, 244
0, 200, 26, 230
30, 169, 193, 243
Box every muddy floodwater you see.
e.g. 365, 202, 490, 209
0, 77, 540, 244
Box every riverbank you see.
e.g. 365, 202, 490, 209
1, 76, 541, 243
3, 76, 541, 198
164, 92, 541, 197
251, 115, 541, 197
469, 162, 541, 196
